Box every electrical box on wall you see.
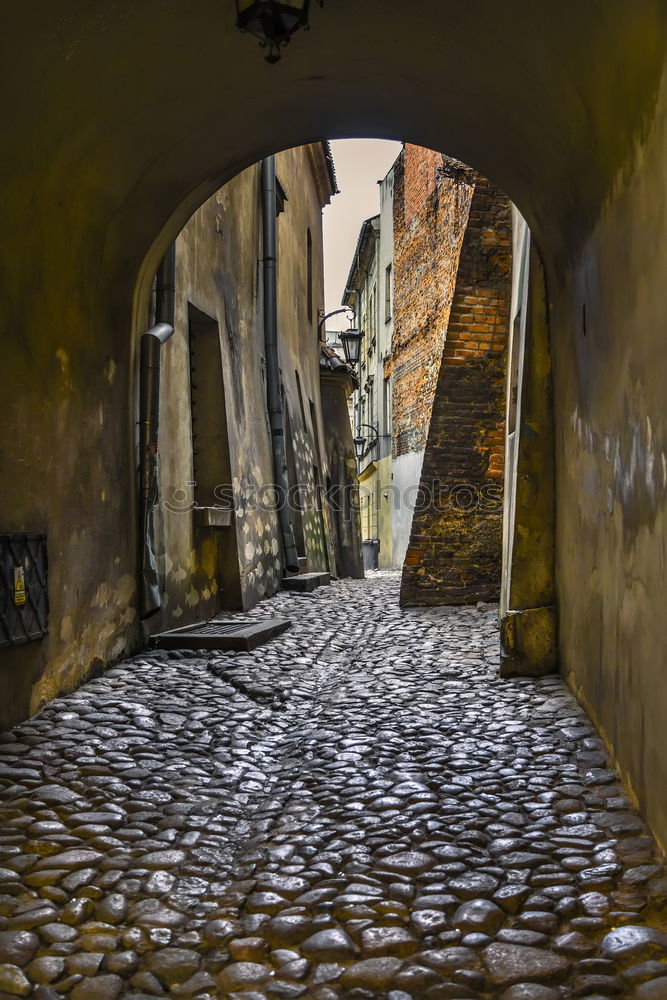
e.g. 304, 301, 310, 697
0, 534, 48, 648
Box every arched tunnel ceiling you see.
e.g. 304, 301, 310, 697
2, 0, 666, 307
3, 0, 667, 853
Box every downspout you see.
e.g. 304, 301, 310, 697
353, 291, 362, 446
260, 156, 300, 574
155, 243, 176, 328
139, 246, 175, 619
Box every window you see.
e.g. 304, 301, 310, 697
295, 370, 306, 426
370, 283, 377, 342
306, 228, 313, 325
383, 377, 392, 436
384, 263, 392, 322
366, 378, 375, 435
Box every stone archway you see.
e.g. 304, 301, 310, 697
3, 0, 667, 846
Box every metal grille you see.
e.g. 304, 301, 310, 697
151, 616, 291, 652
0, 533, 49, 647
171, 620, 255, 637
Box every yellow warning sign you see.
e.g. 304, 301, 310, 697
13, 565, 26, 607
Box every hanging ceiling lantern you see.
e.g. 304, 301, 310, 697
235, 0, 319, 63
339, 328, 363, 365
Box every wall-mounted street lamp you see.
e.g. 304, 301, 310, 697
354, 423, 379, 462
235, 0, 322, 63
339, 327, 363, 366
317, 307, 363, 366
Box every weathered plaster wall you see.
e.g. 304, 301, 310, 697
0, 145, 333, 725
501, 210, 531, 614
345, 212, 395, 567
555, 66, 667, 852
375, 455, 394, 570
0, 248, 139, 727
377, 168, 396, 571
275, 145, 334, 577
500, 235, 557, 677
392, 451, 425, 569
156, 163, 279, 629
152, 144, 333, 633
319, 371, 364, 579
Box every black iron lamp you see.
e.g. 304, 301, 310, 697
354, 423, 379, 462
353, 434, 367, 461
339, 327, 363, 366
235, 0, 320, 63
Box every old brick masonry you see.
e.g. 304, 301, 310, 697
400, 173, 512, 605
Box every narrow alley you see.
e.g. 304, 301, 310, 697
1, 576, 665, 1000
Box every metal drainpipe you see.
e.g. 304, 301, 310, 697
260, 156, 300, 574
155, 244, 176, 328
139, 246, 176, 619
354, 291, 362, 444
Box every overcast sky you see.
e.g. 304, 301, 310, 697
323, 139, 402, 321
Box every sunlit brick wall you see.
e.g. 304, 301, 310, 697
400, 175, 512, 605
389, 145, 475, 458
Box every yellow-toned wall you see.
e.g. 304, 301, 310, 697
555, 67, 667, 853
358, 467, 377, 544
376, 456, 394, 570
0, 145, 333, 724
150, 147, 334, 634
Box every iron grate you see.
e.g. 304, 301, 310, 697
150, 616, 291, 652
0, 533, 49, 648
170, 620, 260, 637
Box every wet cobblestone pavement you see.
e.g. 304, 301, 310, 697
1, 574, 667, 1000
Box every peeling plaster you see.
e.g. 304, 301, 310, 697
571, 407, 666, 526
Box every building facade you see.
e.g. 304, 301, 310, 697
342, 165, 396, 570
344, 218, 388, 569
2, 142, 362, 727
319, 345, 365, 580
344, 144, 512, 599
145, 144, 336, 628
389, 146, 477, 569
146, 142, 360, 636
400, 173, 513, 604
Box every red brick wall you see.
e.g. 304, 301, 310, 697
400, 175, 512, 605
389, 146, 476, 457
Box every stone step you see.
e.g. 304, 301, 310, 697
282, 572, 331, 593
150, 617, 291, 652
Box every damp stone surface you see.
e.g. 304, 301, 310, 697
1, 573, 666, 998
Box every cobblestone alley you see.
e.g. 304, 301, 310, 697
1, 575, 666, 1000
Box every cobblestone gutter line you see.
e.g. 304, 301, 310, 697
0, 575, 666, 999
